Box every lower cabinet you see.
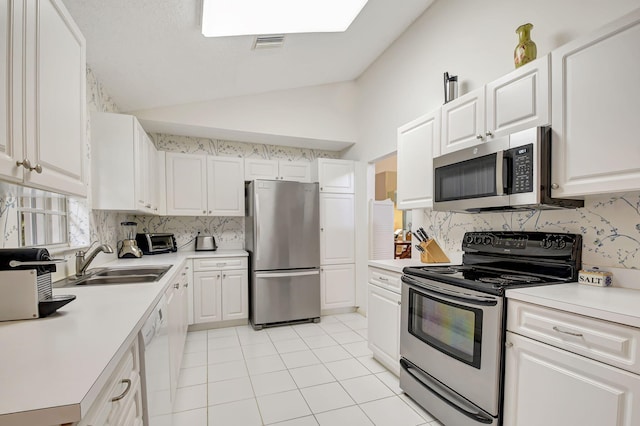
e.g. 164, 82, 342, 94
367, 283, 401, 376
320, 263, 355, 311
79, 339, 143, 426
192, 257, 249, 324
504, 300, 640, 425
166, 263, 189, 403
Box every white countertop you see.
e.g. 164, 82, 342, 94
0, 249, 247, 426
507, 282, 640, 328
368, 252, 463, 274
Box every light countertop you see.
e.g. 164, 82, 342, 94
0, 249, 247, 426
507, 279, 640, 328
368, 252, 463, 274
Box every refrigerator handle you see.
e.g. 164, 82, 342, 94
255, 270, 320, 278
255, 196, 260, 262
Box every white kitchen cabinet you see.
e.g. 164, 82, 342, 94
166, 264, 189, 403
244, 158, 311, 182
551, 9, 640, 197
0, 0, 87, 197
78, 339, 143, 426
320, 193, 355, 265
320, 263, 356, 310
504, 331, 640, 426
504, 299, 640, 425
486, 54, 550, 139
441, 87, 485, 154
207, 156, 245, 216
165, 152, 208, 216
91, 112, 161, 214
368, 283, 401, 376
192, 257, 248, 324
313, 158, 355, 193
396, 109, 441, 210
441, 55, 550, 155
166, 153, 244, 216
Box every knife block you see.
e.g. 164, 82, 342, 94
419, 239, 450, 263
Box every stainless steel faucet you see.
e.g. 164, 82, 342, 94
75, 242, 114, 277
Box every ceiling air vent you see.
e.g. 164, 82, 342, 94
253, 35, 285, 49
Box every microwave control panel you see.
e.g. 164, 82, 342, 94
508, 144, 534, 194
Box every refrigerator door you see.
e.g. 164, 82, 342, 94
252, 269, 321, 326
252, 180, 320, 271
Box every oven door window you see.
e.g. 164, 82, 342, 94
408, 288, 483, 369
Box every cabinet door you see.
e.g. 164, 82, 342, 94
441, 87, 485, 154
146, 138, 159, 214
24, 0, 86, 197
315, 159, 354, 193
551, 9, 640, 197
320, 193, 355, 265
0, 0, 22, 182
367, 284, 401, 375
244, 158, 278, 181
321, 264, 355, 310
504, 332, 640, 426
397, 110, 440, 210
221, 269, 248, 321
207, 156, 244, 216
166, 152, 208, 216
486, 54, 550, 139
193, 271, 222, 324
133, 122, 148, 212
279, 160, 311, 182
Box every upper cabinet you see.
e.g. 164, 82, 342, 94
91, 112, 162, 214
244, 158, 311, 182
551, 9, 640, 197
440, 55, 550, 155
397, 109, 441, 210
166, 153, 244, 217
313, 159, 355, 193
441, 87, 486, 154
0, 0, 87, 197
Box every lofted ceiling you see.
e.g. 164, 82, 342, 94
62, 0, 434, 112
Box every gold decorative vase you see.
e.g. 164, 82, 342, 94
514, 23, 537, 68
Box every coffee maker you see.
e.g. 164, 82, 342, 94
118, 221, 143, 258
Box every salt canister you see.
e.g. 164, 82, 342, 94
578, 268, 613, 287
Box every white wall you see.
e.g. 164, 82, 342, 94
344, 0, 640, 162
132, 81, 358, 151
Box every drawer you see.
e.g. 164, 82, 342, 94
368, 267, 401, 293
508, 300, 640, 374
194, 257, 248, 271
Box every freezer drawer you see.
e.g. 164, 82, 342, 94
251, 269, 320, 327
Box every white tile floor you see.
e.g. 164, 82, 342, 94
171, 313, 443, 426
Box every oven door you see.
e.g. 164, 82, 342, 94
400, 274, 504, 417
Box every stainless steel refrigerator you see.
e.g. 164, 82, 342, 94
245, 180, 320, 329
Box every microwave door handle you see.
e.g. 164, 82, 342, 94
495, 151, 504, 196
503, 155, 511, 194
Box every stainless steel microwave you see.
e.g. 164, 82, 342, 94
433, 127, 583, 212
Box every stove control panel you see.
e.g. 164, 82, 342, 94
462, 231, 581, 260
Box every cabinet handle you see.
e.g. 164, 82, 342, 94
223, 274, 226, 278
184, 283, 188, 288
397, 301, 401, 306
203, 210, 206, 214
16, 159, 43, 174
111, 379, 132, 402
208, 210, 212, 214
145, 204, 151, 208
174, 283, 180, 289
320, 228, 324, 232
552, 326, 583, 337
476, 134, 484, 140
378, 277, 388, 281
320, 187, 323, 191
505, 341, 513, 348
485, 131, 493, 137
551, 183, 559, 190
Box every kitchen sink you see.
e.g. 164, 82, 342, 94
58, 265, 172, 287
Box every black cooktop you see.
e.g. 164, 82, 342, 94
403, 231, 582, 296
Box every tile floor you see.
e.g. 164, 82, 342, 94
170, 313, 444, 426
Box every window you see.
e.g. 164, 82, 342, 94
17, 188, 68, 247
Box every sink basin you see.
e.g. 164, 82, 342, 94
59, 265, 172, 287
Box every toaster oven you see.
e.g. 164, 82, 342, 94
136, 233, 177, 255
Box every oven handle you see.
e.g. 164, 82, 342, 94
400, 359, 494, 424
402, 275, 498, 307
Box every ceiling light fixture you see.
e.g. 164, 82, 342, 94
201, 0, 369, 38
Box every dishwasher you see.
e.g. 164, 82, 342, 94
139, 295, 172, 426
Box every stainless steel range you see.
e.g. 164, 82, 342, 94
400, 231, 582, 426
